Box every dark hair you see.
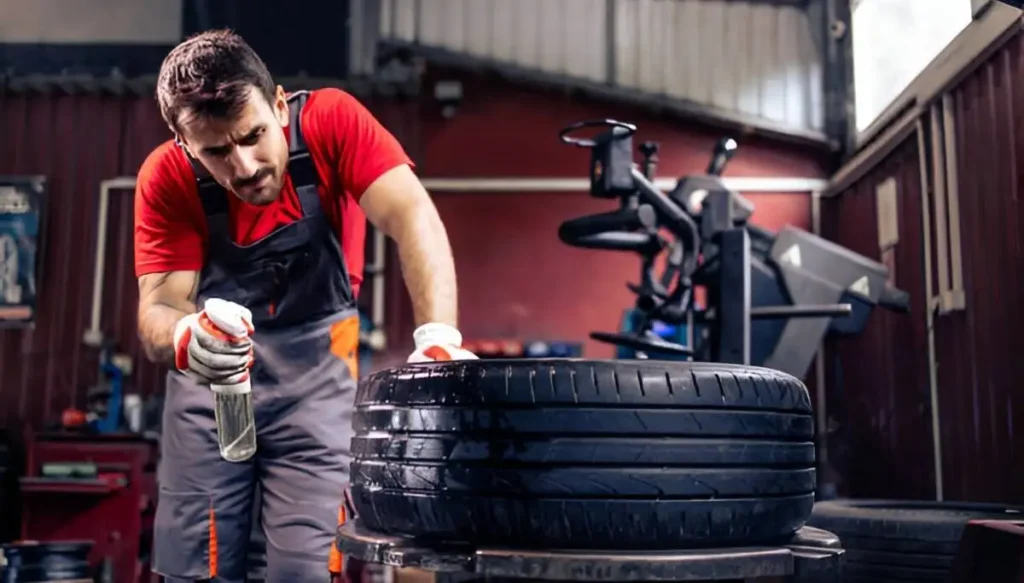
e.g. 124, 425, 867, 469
156, 29, 276, 133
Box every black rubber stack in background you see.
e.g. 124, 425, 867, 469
807, 499, 1024, 582
350, 359, 817, 550
0, 540, 93, 582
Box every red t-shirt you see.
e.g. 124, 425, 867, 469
133, 88, 413, 297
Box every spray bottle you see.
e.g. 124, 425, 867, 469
202, 299, 258, 463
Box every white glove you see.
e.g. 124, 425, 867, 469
407, 323, 479, 363
174, 298, 255, 385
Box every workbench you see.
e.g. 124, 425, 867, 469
19, 432, 159, 583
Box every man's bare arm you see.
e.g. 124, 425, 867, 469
360, 165, 458, 327
137, 270, 200, 365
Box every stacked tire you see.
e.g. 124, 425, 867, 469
808, 499, 1024, 582
349, 359, 817, 549
0, 541, 93, 582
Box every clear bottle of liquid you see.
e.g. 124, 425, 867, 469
212, 379, 257, 462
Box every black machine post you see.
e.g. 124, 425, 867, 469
556, 118, 908, 377
712, 227, 753, 364
716, 229, 751, 365
701, 181, 751, 365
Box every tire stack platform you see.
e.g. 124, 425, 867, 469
337, 359, 845, 582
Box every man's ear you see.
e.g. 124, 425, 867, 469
273, 85, 289, 127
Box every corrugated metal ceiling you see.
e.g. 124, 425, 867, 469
379, 0, 826, 138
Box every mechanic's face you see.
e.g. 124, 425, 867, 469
177, 85, 290, 206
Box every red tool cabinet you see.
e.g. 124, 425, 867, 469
19, 432, 159, 583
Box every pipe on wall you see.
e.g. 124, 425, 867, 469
369, 226, 386, 328
810, 191, 830, 476
83, 176, 137, 348
83, 176, 393, 351
420, 177, 829, 194
82, 174, 820, 351
940, 94, 966, 311
362, 225, 389, 351
916, 120, 945, 501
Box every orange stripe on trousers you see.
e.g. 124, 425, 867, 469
328, 502, 347, 574
208, 504, 218, 578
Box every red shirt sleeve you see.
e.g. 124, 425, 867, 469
303, 88, 415, 199
301, 89, 415, 298
134, 141, 206, 277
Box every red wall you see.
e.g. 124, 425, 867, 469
820, 137, 935, 501
936, 37, 1024, 503
0, 93, 171, 429
820, 31, 1024, 504
0, 71, 830, 431
382, 67, 832, 358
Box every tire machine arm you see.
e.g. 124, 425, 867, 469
556, 120, 702, 358
557, 119, 854, 364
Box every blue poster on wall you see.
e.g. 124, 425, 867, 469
0, 177, 46, 328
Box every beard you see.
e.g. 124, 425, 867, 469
231, 169, 280, 206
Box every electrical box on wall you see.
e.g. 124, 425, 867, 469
875, 176, 899, 251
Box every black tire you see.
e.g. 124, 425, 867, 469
0, 541, 93, 581
807, 499, 1024, 582
350, 358, 816, 550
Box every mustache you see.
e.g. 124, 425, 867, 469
232, 168, 272, 189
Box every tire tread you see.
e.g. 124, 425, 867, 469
353, 360, 816, 549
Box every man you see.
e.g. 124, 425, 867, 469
134, 29, 476, 581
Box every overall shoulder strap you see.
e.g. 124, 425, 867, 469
284, 90, 320, 216
185, 149, 228, 218
287, 90, 311, 155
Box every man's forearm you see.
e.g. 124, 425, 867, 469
139, 302, 194, 365
387, 200, 459, 327
137, 271, 201, 366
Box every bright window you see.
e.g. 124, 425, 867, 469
852, 0, 973, 133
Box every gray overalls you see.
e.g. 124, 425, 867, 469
153, 92, 358, 581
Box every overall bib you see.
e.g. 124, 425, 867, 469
153, 92, 359, 582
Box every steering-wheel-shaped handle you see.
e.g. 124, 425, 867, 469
559, 119, 638, 148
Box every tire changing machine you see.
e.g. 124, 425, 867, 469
335, 120, 852, 583
554, 120, 909, 379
